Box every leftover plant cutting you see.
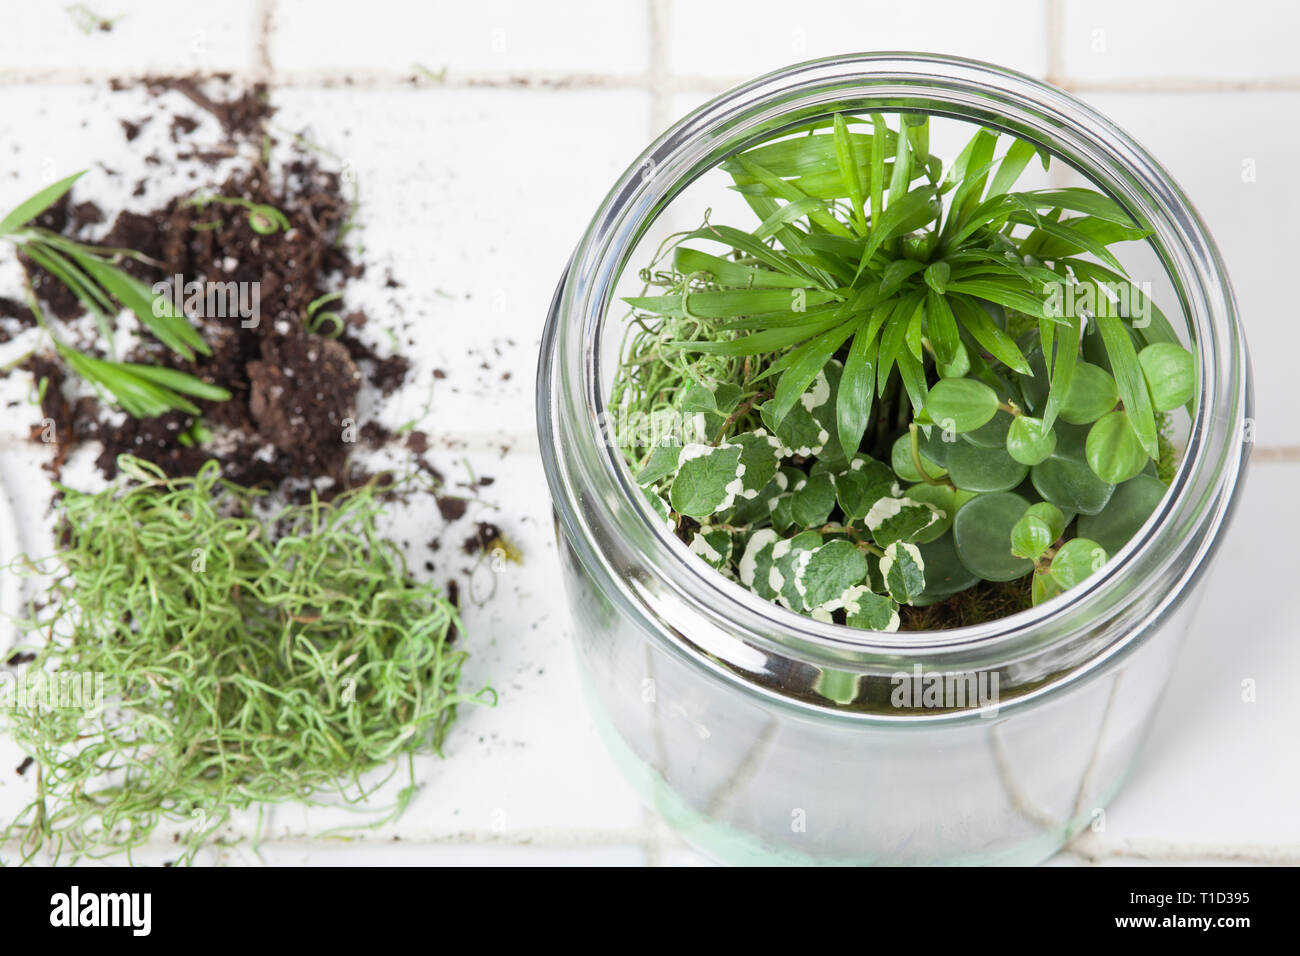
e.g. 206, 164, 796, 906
0, 79, 502, 863
0, 172, 231, 418
611, 112, 1194, 630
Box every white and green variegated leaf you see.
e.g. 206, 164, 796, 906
880, 541, 926, 604
796, 539, 869, 610
728, 469, 791, 526
688, 526, 734, 571
730, 429, 784, 498
770, 492, 796, 533
679, 380, 744, 437
841, 585, 901, 631
680, 380, 743, 416
760, 363, 840, 458
642, 488, 675, 531
668, 443, 745, 518
636, 440, 683, 486
865, 496, 942, 548
738, 528, 782, 600
833, 454, 898, 522
771, 530, 823, 611
789, 472, 836, 528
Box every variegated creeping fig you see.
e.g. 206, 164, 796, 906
610, 113, 1195, 631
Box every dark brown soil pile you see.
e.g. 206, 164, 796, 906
16, 79, 411, 494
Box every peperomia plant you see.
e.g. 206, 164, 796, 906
611, 112, 1194, 631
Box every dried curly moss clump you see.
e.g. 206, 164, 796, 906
1, 455, 492, 864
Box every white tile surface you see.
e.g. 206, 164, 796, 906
1061, 0, 1300, 83
666, 0, 1050, 80
1059, 461, 1300, 861
0, 1, 260, 74
270, 0, 651, 76
1079, 91, 1300, 446
271, 86, 650, 440
0, 0, 1295, 868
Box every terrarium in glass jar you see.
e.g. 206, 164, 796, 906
537, 53, 1251, 865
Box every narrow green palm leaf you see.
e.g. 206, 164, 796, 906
768, 319, 859, 425
673, 247, 806, 288
1095, 313, 1159, 458
0, 171, 86, 236
836, 317, 876, 459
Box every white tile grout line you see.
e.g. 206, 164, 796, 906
1045, 0, 1065, 89
4, 67, 1300, 96
647, 0, 673, 136
0, 826, 662, 857
252, 0, 275, 83
1069, 834, 1300, 866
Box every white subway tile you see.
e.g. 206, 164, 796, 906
271, 87, 649, 438
1081, 91, 1300, 446
271, 0, 650, 76
1062, 0, 1300, 83
0, 0, 258, 73
1078, 461, 1300, 849
667, 0, 1049, 81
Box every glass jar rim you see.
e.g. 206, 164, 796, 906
539, 52, 1250, 689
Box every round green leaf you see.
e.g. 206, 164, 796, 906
1047, 420, 1090, 463
903, 483, 956, 543
1024, 502, 1066, 543
962, 409, 1013, 449
917, 425, 953, 465
1077, 473, 1167, 554
1139, 342, 1196, 412
914, 533, 980, 602
1049, 537, 1108, 589
1059, 362, 1119, 424
1005, 415, 1057, 465
938, 342, 970, 379
1010, 514, 1053, 562
952, 492, 1034, 582
790, 472, 837, 528
1031, 456, 1115, 515
1086, 410, 1149, 484
921, 378, 999, 434
1019, 346, 1049, 413
1031, 568, 1062, 606
890, 431, 947, 483
946, 442, 1028, 493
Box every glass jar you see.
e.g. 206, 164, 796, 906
537, 53, 1252, 865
